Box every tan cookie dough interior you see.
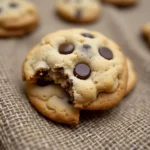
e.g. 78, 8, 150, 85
25, 82, 80, 125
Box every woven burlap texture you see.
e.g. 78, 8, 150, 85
0, 0, 150, 150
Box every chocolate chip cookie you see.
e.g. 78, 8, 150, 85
23, 29, 128, 110
56, 0, 102, 23
142, 23, 150, 45
103, 0, 137, 6
0, 0, 39, 37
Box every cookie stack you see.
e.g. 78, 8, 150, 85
0, 0, 39, 37
23, 29, 136, 125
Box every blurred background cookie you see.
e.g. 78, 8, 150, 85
0, 0, 39, 37
142, 23, 150, 45
103, 0, 137, 7
56, 0, 102, 23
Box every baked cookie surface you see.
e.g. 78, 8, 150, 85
25, 82, 80, 125
23, 29, 128, 110
0, 0, 39, 37
56, 0, 101, 23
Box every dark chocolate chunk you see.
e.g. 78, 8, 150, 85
68, 100, 73, 105
82, 44, 91, 52
9, 2, 18, 8
99, 47, 113, 60
74, 63, 91, 80
59, 43, 75, 54
36, 79, 51, 87
68, 93, 74, 104
75, 9, 82, 18
36, 69, 49, 77
81, 33, 94, 38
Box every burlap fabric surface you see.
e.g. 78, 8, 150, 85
0, 0, 150, 150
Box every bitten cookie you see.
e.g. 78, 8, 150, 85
0, 0, 39, 37
25, 81, 80, 125
142, 23, 150, 45
103, 0, 137, 6
23, 29, 128, 110
56, 0, 101, 23
126, 59, 137, 95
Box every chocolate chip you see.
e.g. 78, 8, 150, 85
36, 69, 49, 77
36, 79, 52, 87
74, 63, 91, 80
99, 47, 113, 60
68, 100, 73, 104
81, 33, 94, 38
9, 2, 18, 8
75, 9, 82, 18
59, 43, 75, 54
82, 44, 91, 52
